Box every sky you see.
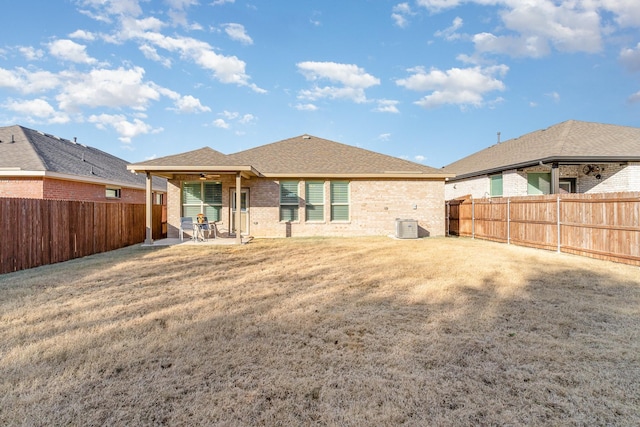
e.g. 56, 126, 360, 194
1, 0, 640, 168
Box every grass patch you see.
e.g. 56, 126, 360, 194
1, 237, 639, 425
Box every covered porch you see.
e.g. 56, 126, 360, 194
127, 147, 260, 246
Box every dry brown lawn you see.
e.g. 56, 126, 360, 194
1, 237, 639, 426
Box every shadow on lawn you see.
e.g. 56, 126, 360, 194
1, 242, 639, 426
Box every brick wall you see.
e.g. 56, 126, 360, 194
0, 176, 149, 203
0, 178, 44, 198
167, 175, 447, 238
446, 163, 640, 199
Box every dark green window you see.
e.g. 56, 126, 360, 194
305, 181, 324, 221
182, 181, 222, 221
280, 181, 299, 221
330, 181, 349, 221
527, 173, 551, 195
489, 174, 503, 197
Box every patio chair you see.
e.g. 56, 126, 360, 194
179, 217, 194, 241
196, 216, 217, 241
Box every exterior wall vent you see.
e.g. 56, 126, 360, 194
395, 218, 418, 239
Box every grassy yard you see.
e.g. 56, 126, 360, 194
1, 237, 639, 426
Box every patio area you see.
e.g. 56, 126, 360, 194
142, 236, 254, 246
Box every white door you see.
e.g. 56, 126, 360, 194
231, 189, 249, 236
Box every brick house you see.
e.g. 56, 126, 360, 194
444, 120, 640, 200
129, 134, 453, 244
0, 125, 166, 203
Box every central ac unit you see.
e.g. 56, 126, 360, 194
395, 219, 418, 239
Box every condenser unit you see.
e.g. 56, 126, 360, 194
395, 219, 418, 239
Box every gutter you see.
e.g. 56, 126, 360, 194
447, 156, 638, 181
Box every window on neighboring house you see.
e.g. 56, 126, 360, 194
330, 181, 350, 221
182, 181, 222, 221
559, 178, 576, 194
106, 187, 121, 199
527, 173, 551, 195
154, 193, 164, 205
489, 174, 503, 197
305, 181, 324, 221
280, 181, 299, 221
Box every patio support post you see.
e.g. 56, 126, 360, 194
235, 172, 242, 245
145, 172, 153, 245
551, 162, 560, 194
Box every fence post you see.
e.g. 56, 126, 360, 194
557, 196, 561, 253
507, 198, 510, 245
471, 196, 475, 239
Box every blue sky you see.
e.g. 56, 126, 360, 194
1, 0, 640, 168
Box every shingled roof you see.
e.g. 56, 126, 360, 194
0, 125, 166, 191
444, 120, 640, 180
131, 134, 451, 179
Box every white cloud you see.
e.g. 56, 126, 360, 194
214, 111, 256, 128
6, 98, 70, 124
414, 155, 426, 162
415, 0, 462, 12
172, 95, 211, 113
18, 46, 44, 61
435, 16, 463, 41
69, 30, 96, 41
221, 110, 239, 120
392, 3, 415, 28
212, 0, 235, 5
620, 43, 640, 72
546, 91, 561, 103
378, 133, 392, 141
396, 64, 508, 109
600, 0, 640, 27
418, 0, 610, 58
628, 91, 640, 103
88, 113, 162, 143
48, 39, 97, 64
297, 61, 380, 103
223, 23, 253, 45
238, 114, 255, 124
212, 118, 230, 129
139, 44, 172, 67
0, 67, 61, 94
295, 103, 318, 111
56, 67, 161, 112
373, 99, 400, 113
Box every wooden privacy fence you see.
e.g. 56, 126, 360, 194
0, 198, 165, 274
446, 192, 640, 266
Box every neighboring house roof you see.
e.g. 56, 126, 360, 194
130, 134, 452, 179
0, 125, 166, 191
444, 120, 640, 180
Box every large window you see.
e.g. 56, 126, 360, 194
489, 174, 503, 197
330, 181, 349, 221
280, 181, 299, 221
182, 181, 222, 221
527, 173, 551, 195
305, 181, 325, 221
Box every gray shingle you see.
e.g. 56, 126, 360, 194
0, 125, 166, 191
444, 120, 640, 178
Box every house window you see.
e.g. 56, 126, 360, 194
305, 181, 325, 221
489, 174, 503, 197
106, 187, 121, 199
154, 193, 164, 205
527, 173, 551, 195
182, 181, 222, 221
559, 178, 576, 194
280, 181, 299, 222
330, 181, 350, 221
